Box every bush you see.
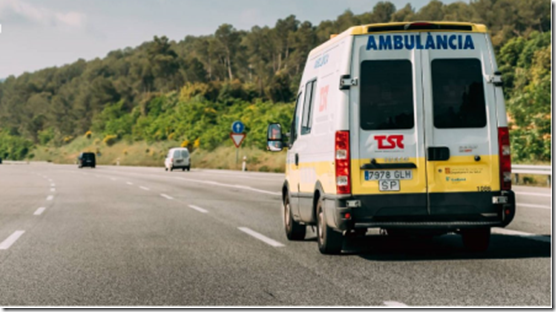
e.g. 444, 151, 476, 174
180, 140, 189, 148
103, 134, 118, 146
85, 130, 92, 139
38, 128, 55, 145
63, 136, 74, 144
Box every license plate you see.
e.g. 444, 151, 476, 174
176, 159, 183, 163
365, 170, 413, 181
379, 179, 400, 192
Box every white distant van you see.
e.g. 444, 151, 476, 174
165, 147, 191, 172
267, 22, 515, 254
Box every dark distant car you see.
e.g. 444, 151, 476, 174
78, 152, 96, 168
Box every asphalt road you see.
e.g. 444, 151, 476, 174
0, 163, 551, 306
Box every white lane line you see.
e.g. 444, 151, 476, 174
0, 231, 25, 250
188, 205, 208, 213
50, 188, 55, 192
160, 194, 173, 200
139, 186, 150, 191
517, 203, 550, 210
175, 177, 281, 196
515, 192, 551, 198
126, 182, 133, 185
34, 207, 46, 215
50, 183, 55, 187
46, 195, 54, 201
384, 301, 408, 307
238, 227, 284, 247
110, 177, 117, 181
493, 228, 551, 243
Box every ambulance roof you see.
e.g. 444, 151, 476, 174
309, 21, 487, 57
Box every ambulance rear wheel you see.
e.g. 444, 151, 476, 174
316, 197, 343, 254
284, 195, 305, 241
462, 228, 491, 252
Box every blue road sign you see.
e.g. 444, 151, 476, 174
232, 121, 245, 134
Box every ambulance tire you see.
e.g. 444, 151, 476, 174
316, 197, 342, 254
461, 228, 491, 252
284, 195, 306, 241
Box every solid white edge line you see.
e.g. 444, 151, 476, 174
126, 182, 133, 185
515, 192, 551, 198
34, 207, 46, 215
46, 195, 54, 201
175, 177, 281, 196
160, 194, 173, 200
492, 228, 551, 243
0, 231, 25, 250
139, 186, 150, 191
238, 227, 284, 247
384, 301, 408, 307
188, 205, 208, 213
516, 203, 551, 209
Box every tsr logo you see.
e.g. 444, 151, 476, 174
374, 135, 404, 149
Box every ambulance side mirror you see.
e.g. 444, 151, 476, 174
267, 123, 284, 152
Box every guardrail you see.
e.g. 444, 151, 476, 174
512, 164, 552, 186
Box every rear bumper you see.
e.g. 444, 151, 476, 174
322, 190, 516, 232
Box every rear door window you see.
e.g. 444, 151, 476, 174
180, 150, 189, 158
360, 60, 414, 130
173, 150, 180, 158
431, 59, 487, 129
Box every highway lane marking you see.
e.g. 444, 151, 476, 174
34, 207, 46, 215
238, 227, 284, 247
139, 186, 150, 191
384, 301, 408, 306
110, 177, 117, 181
188, 205, 208, 213
0, 231, 25, 250
46, 195, 54, 201
516, 203, 550, 210
515, 192, 551, 198
200, 170, 281, 178
50, 188, 55, 192
126, 182, 133, 185
493, 228, 551, 243
160, 194, 174, 200
51, 183, 55, 187
175, 177, 281, 196
190, 171, 283, 181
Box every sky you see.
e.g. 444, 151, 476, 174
0, 0, 459, 78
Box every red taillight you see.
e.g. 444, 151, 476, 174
335, 131, 351, 194
498, 127, 511, 190
170, 158, 174, 162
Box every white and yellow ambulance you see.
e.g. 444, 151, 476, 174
267, 22, 515, 254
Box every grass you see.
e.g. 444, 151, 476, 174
30, 135, 287, 172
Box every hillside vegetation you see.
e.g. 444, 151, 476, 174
0, 0, 551, 167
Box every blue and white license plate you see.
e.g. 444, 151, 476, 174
365, 170, 413, 181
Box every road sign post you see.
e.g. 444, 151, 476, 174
230, 121, 246, 168
230, 132, 246, 166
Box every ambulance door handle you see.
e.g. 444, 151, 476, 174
427, 147, 450, 161
295, 154, 299, 166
